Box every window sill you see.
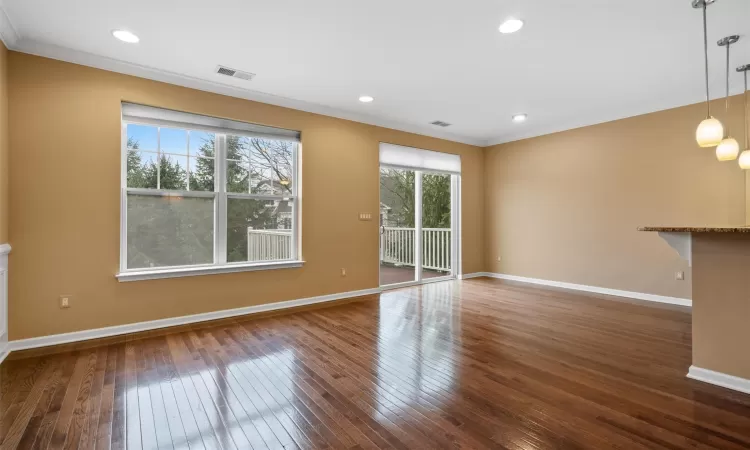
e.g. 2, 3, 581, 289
116, 260, 305, 282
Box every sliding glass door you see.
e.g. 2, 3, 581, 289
421, 172, 453, 280
379, 167, 417, 285
379, 167, 457, 287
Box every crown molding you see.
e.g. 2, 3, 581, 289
484, 89, 749, 147
10, 38, 486, 147
0, 0, 18, 49
0, 0, 482, 147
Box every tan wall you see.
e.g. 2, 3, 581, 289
692, 233, 750, 379
7, 52, 484, 340
0, 42, 8, 244
484, 98, 747, 299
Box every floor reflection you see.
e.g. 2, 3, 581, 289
124, 332, 299, 450
375, 282, 460, 419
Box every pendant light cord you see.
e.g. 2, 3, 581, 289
725, 44, 730, 110
745, 71, 749, 149
703, 3, 711, 118
725, 41, 731, 136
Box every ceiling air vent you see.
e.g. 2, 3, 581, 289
430, 120, 451, 127
215, 65, 255, 81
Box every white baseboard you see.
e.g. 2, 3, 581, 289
472, 272, 692, 307
688, 366, 750, 395
7, 286, 383, 353
458, 272, 486, 280
2, 271, 690, 358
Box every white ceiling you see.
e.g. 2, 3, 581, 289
1, 0, 749, 146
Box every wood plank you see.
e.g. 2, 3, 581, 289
17, 356, 71, 449
78, 346, 109, 449
1, 357, 60, 449
28, 352, 80, 450
150, 337, 202, 450
95, 344, 119, 450
163, 333, 222, 450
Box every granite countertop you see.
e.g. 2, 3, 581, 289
638, 226, 750, 233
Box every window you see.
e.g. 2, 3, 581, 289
118, 104, 301, 281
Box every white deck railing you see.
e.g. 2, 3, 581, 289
380, 227, 451, 271
247, 229, 292, 261
246, 227, 451, 271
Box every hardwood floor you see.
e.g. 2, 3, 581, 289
2, 278, 750, 449
378, 265, 446, 286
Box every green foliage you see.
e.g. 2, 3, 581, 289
379, 169, 451, 228
421, 173, 451, 228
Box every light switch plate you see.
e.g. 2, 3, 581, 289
359, 213, 372, 221
59, 295, 72, 308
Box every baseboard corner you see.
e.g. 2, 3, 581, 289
459, 272, 488, 280
0, 343, 10, 365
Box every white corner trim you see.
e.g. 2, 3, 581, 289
10, 39, 486, 147
117, 260, 305, 282
0, 345, 9, 365
478, 272, 692, 307
7, 286, 384, 353
0, 1, 19, 49
0, 242, 8, 364
688, 366, 750, 395
458, 272, 486, 280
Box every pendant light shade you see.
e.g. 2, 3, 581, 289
716, 137, 740, 160
697, 118, 725, 147
738, 64, 750, 169
693, 0, 723, 147
738, 149, 750, 169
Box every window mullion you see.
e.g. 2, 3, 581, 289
186, 131, 191, 191
156, 127, 161, 189
216, 134, 228, 264
120, 123, 128, 272
415, 171, 423, 282
292, 143, 300, 260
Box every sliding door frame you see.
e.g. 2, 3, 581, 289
379, 165, 461, 289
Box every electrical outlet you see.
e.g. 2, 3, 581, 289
59, 295, 72, 309
341, 268, 347, 277
497, 256, 502, 262
675, 271, 685, 281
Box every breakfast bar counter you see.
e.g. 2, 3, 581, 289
639, 226, 750, 393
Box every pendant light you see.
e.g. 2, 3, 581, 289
737, 64, 750, 169
693, 0, 724, 147
715, 35, 741, 161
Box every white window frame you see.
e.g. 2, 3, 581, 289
117, 117, 302, 282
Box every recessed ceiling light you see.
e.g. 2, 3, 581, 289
512, 113, 528, 123
499, 18, 524, 34
112, 30, 139, 43
359, 95, 374, 103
